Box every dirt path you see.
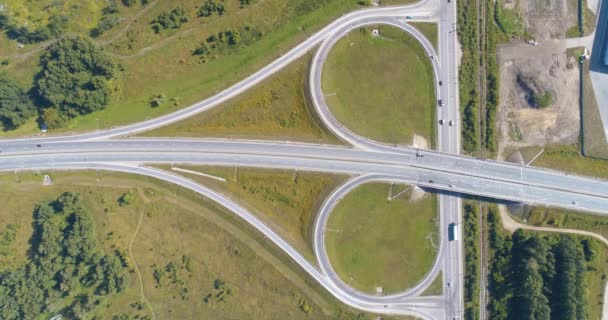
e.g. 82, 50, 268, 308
128, 209, 156, 320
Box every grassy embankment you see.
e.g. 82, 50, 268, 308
151, 165, 347, 263
322, 25, 436, 147
0, 170, 416, 319
0, 0, 375, 137
410, 22, 438, 50
325, 183, 438, 294
142, 54, 341, 144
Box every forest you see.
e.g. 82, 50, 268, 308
0, 192, 127, 319
487, 209, 593, 320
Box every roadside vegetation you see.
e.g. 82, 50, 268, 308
0, 0, 379, 137
325, 183, 438, 294
463, 202, 480, 320
322, 25, 435, 146
487, 206, 607, 320
143, 55, 341, 144
457, 0, 503, 155
0, 170, 389, 319
152, 165, 347, 262
520, 144, 608, 179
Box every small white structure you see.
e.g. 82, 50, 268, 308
371, 29, 379, 37
43, 175, 53, 186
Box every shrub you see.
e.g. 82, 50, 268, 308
151, 7, 188, 33
198, 0, 226, 17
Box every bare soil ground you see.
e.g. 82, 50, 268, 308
497, 45, 580, 159
521, 0, 577, 40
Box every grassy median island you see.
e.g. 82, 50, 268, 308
153, 165, 348, 263
143, 55, 341, 144
322, 25, 436, 147
325, 183, 439, 294
0, 170, 395, 319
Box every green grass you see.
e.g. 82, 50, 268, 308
521, 144, 608, 179
0, 170, 404, 319
420, 271, 443, 296
410, 22, 438, 50
1, 0, 375, 138
142, 55, 341, 144
326, 183, 438, 294
322, 25, 435, 146
580, 60, 608, 158
524, 206, 608, 242
153, 165, 348, 263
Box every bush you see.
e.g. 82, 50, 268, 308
0, 76, 35, 130
41, 107, 69, 129
151, 7, 188, 33
35, 37, 116, 124
91, 15, 120, 37
122, 0, 137, 6
198, 0, 226, 17
118, 190, 137, 207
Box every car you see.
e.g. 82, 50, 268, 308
572, 201, 578, 205
449, 184, 455, 188
438, 99, 444, 106
447, 282, 452, 287
36, 144, 42, 148
439, 119, 444, 125
428, 179, 434, 183
449, 120, 453, 126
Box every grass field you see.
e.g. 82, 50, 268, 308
142, 55, 341, 144
410, 22, 438, 49
0, 0, 378, 137
325, 183, 438, 294
153, 165, 348, 263
322, 25, 435, 147
520, 144, 608, 179
421, 271, 443, 296
0, 170, 410, 319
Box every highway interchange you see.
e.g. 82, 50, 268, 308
1, 0, 607, 319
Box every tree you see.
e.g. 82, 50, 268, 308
0, 76, 35, 130
35, 37, 116, 124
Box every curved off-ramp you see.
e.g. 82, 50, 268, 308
313, 174, 445, 301
4, 162, 444, 320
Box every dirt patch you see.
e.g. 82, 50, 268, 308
413, 134, 429, 149
497, 47, 580, 159
521, 0, 577, 40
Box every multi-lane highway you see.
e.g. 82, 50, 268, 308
1, 0, 606, 319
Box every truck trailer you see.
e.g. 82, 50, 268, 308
448, 223, 459, 241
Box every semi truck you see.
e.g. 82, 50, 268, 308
448, 223, 459, 241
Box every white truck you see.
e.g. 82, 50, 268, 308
448, 223, 459, 241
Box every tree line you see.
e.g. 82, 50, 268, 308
487, 208, 592, 320
0, 192, 127, 319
